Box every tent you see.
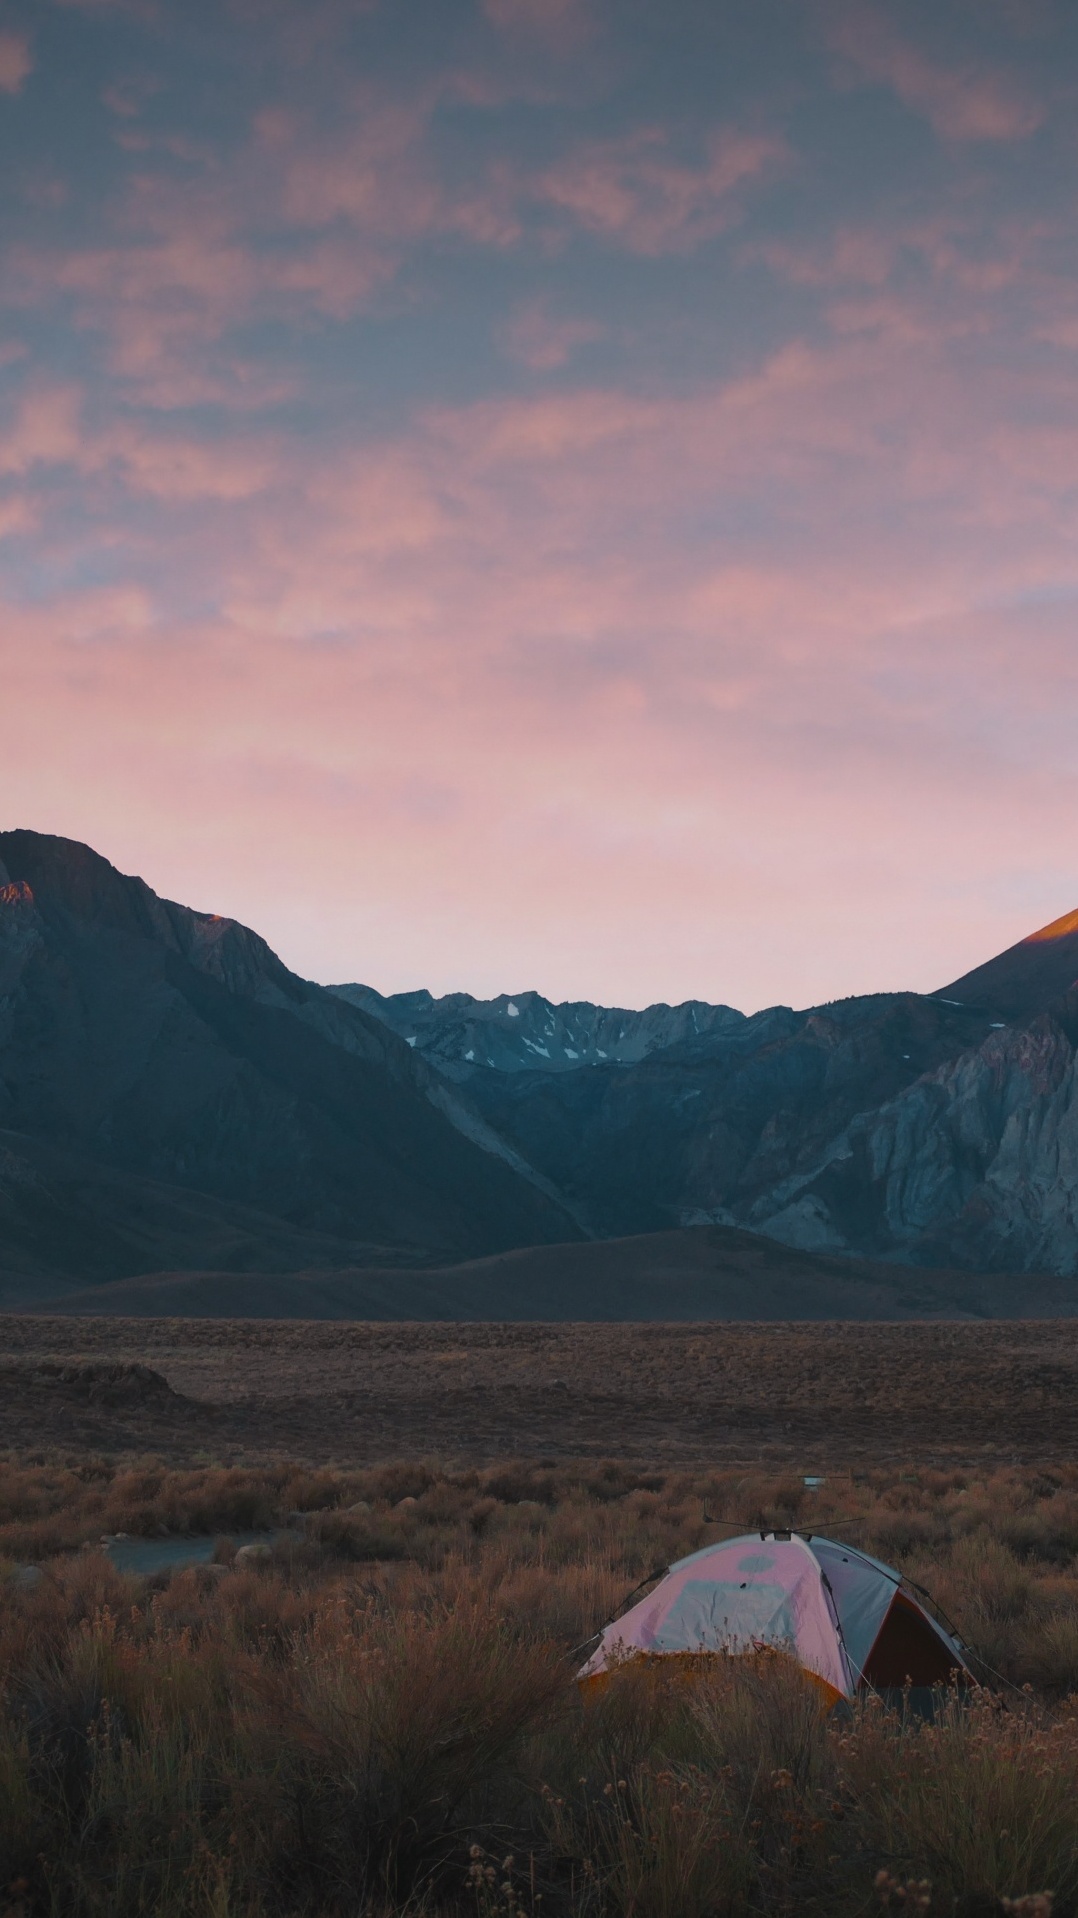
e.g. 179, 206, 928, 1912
578, 1532, 972, 1704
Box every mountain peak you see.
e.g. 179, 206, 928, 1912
1025, 905, 1078, 946
939, 903, 1078, 1021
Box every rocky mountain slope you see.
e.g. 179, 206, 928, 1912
336, 904, 1078, 1276
0, 832, 579, 1304
330, 984, 746, 1075
746, 992, 1078, 1274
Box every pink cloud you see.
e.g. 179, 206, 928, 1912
269, 94, 524, 248
537, 126, 785, 253
498, 300, 607, 370
755, 224, 918, 291
101, 73, 161, 118
0, 30, 32, 94
761, 211, 1049, 298
36, 320, 1065, 707
1, 63, 781, 428
825, 4, 1045, 141
483, 0, 594, 55
0, 386, 85, 474
272, 98, 440, 230
0, 497, 35, 538
108, 426, 277, 501
4, 109, 1078, 1008
6, 207, 395, 407
755, 209, 1063, 359
52, 0, 161, 14
3, 533, 1075, 1011
1037, 314, 1078, 350
0, 381, 277, 500
2, 88, 529, 403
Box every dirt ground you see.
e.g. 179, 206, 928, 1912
2, 1315, 1077, 1466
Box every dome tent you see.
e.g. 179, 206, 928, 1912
578, 1532, 972, 1704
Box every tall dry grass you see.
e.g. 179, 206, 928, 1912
3, 1456, 1078, 1912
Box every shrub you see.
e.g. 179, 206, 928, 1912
838, 1690, 1078, 1911
4, 1458, 1078, 1913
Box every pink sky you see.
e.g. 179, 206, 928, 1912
2, 0, 1077, 1010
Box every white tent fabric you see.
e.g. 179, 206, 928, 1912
579, 1531, 969, 1701
809, 1539, 898, 1681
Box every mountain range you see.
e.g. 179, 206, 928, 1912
333, 909, 1078, 1277
2, 828, 1077, 1313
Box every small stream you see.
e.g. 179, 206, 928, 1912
104, 1530, 292, 1576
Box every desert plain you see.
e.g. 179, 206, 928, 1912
3, 1314, 1078, 1465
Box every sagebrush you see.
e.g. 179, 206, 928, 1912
3, 1455, 1078, 1915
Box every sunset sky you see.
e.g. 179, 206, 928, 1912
2, 0, 1078, 1011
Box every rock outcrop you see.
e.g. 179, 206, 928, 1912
749, 997, 1078, 1274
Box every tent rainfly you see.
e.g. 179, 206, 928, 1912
578, 1532, 973, 1704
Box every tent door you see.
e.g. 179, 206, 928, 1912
861, 1591, 965, 1689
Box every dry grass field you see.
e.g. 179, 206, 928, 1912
3, 1315, 1078, 1464
4, 1317, 1078, 1916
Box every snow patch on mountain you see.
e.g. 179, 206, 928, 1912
329, 983, 747, 1077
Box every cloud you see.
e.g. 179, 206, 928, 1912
51, 0, 160, 14
498, 300, 606, 370
101, 73, 162, 119
825, 4, 1045, 141
270, 97, 439, 230
5, 203, 402, 407
6, 313, 1078, 1009
754, 206, 1061, 357
483, 0, 593, 54
1, 88, 526, 403
0, 381, 277, 501
537, 126, 785, 253
3, 0, 1077, 1008
0, 497, 35, 538
0, 30, 32, 94
0, 386, 85, 474
1, 42, 773, 426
